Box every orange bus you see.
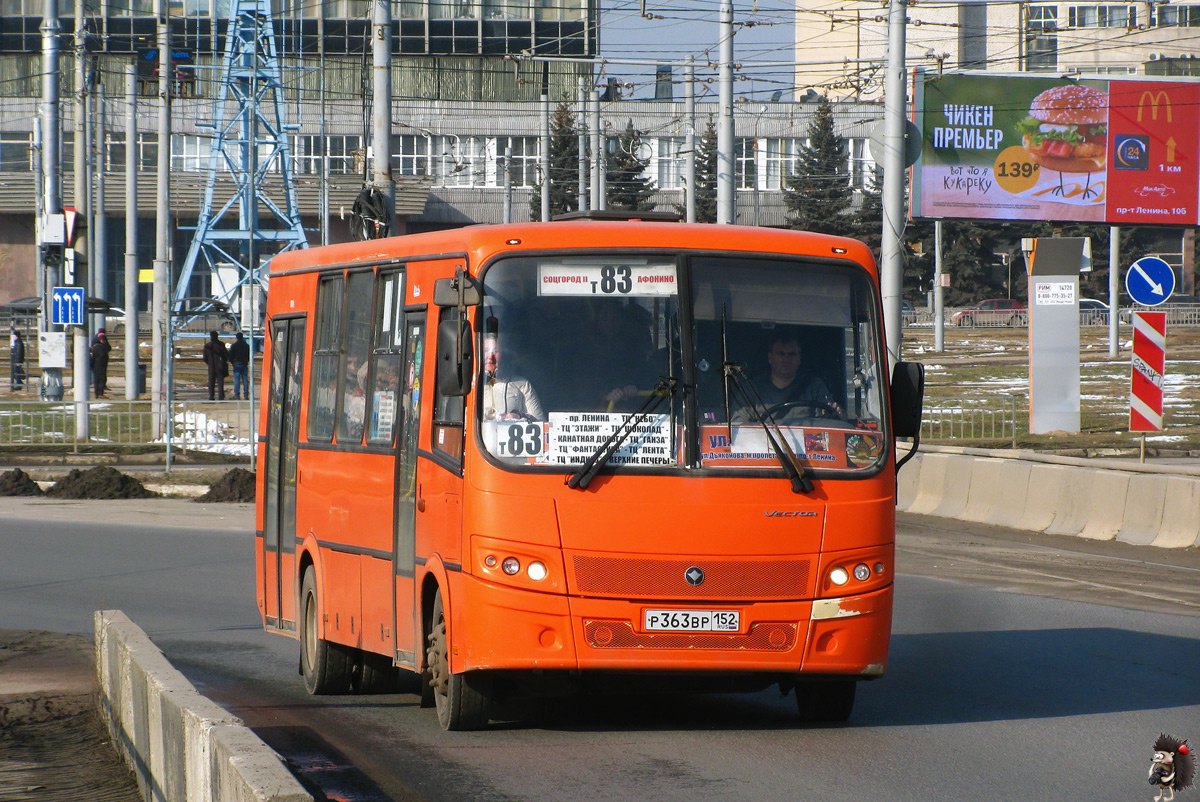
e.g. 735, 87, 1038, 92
255, 215, 924, 730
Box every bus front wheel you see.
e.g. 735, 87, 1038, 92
426, 589, 490, 730
795, 679, 856, 723
300, 568, 354, 695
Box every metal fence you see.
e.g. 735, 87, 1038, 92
921, 395, 1021, 447
907, 302, 1200, 329
0, 399, 258, 455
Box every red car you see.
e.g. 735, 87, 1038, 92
951, 298, 1027, 327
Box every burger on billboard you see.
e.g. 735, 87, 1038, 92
1016, 84, 1108, 175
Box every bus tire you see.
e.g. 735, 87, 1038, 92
426, 589, 490, 730
352, 650, 401, 694
300, 568, 354, 695
796, 679, 856, 723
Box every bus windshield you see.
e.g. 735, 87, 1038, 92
478, 253, 887, 474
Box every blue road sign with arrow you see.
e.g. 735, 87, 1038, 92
51, 286, 85, 326
1125, 256, 1176, 307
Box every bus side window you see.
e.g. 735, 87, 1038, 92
336, 270, 375, 446
431, 306, 466, 461
307, 274, 343, 442
368, 270, 405, 445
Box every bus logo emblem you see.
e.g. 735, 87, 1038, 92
685, 567, 705, 586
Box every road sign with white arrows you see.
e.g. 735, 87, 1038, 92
1125, 256, 1176, 307
51, 286, 85, 326
1130, 311, 1166, 432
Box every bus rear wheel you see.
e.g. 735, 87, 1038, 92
795, 679, 856, 723
300, 568, 354, 695
352, 650, 402, 694
426, 589, 490, 730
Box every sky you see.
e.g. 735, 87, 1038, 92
597, 1, 797, 103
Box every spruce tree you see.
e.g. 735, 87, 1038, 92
605, 120, 657, 212
783, 96, 853, 235
529, 100, 581, 220
934, 220, 1007, 305
1023, 221, 1157, 302
676, 118, 718, 223
850, 166, 883, 253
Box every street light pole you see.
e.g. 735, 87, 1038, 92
716, 0, 735, 225
879, 0, 908, 365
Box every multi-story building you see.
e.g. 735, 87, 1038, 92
0, 1, 884, 309
794, 0, 1200, 99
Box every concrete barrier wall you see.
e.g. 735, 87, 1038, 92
95, 610, 312, 802
896, 447, 1200, 549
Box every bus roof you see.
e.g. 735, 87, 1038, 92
270, 221, 877, 278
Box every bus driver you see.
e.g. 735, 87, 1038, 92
747, 331, 841, 418
482, 335, 544, 422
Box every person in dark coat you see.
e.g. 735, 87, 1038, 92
229, 331, 251, 400
90, 331, 112, 398
201, 330, 229, 400
10, 330, 26, 390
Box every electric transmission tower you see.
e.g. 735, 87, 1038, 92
175, 0, 307, 326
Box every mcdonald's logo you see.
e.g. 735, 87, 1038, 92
1137, 90, 1173, 122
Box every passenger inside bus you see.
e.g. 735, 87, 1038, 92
481, 334, 544, 421
342, 353, 368, 435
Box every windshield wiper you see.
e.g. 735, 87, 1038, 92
566, 377, 676, 491
719, 313, 813, 495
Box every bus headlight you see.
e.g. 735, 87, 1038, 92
829, 567, 850, 586
853, 563, 872, 582
472, 536, 566, 593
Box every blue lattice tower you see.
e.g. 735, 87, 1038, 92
175, 0, 308, 323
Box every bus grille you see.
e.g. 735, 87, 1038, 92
571, 556, 811, 600
583, 620, 797, 651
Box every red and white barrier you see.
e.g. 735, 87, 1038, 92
1130, 311, 1166, 432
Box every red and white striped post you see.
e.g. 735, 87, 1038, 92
1130, 311, 1166, 440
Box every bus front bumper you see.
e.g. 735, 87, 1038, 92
453, 575, 892, 678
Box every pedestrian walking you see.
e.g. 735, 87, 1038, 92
202, 330, 229, 400
90, 331, 112, 398
229, 331, 250, 400
10, 330, 26, 391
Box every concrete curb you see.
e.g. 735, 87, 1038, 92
897, 448, 1200, 549
94, 610, 312, 802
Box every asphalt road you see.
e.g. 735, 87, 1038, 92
0, 497, 1197, 802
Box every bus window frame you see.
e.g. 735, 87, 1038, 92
367, 268, 407, 448
306, 272, 344, 444
335, 268, 378, 447
471, 247, 890, 482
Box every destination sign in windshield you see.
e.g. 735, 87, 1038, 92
538, 261, 677, 297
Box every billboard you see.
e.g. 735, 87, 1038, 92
911, 72, 1200, 226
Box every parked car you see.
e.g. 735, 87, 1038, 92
951, 298, 1027, 327
900, 299, 917, 326
104, 307, 155, 336
1079, 298, 1110, 326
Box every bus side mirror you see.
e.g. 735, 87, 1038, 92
437, 317, 473, 397
433, 275, 481, 307
890, 361, 925, 439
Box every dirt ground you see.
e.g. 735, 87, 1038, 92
0, 629, 141, 802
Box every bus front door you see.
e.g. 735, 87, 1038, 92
394, 313, 424, 665
262, 317, 306, 633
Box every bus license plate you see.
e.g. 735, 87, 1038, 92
643, 609, 740, 632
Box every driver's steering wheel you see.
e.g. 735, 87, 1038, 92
764, 399, 842, 422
